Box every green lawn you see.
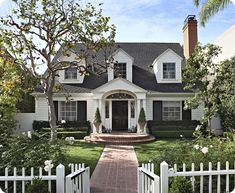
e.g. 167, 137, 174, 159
63, 140, 104, 174
135, 139, 186, 163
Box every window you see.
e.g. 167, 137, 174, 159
163, 63, 176, 79
65, 68, 77, 79
60, 101, 77, 121
130, 101, 135, 118
162, 101, 180, 120
114, 63, 126, 79
105, 101, 109, 118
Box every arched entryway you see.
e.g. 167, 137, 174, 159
103, 91, 137, 131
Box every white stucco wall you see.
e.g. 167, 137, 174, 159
15, 113, 35, 132
213, 24, 235, 63
153, 49, 182, 83
108, 49, 133, 82
35, 97, 49, 121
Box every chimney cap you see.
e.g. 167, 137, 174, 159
184, 15, 196, 24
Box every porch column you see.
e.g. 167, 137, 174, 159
137, 99, 141, 134
92, 99, 99, 134
142, 99, 147, 134
98, 99, 102, 134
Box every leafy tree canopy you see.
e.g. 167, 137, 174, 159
0, 0, 116, 141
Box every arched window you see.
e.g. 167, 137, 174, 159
106, 93, 134, 99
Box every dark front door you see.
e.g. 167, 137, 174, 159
112, 101, 128, 131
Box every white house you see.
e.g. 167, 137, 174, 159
16, 15, 205, 134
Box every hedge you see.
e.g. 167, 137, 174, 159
33, 120, 91, 134
147, 120, 200, 139
42, 131, 87, 140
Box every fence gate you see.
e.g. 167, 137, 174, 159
138, 163, 160, 193
66, 164, 90, 193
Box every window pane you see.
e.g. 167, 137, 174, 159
60, 101, 77, 121
131, 101, 135, 118
163, 63, 176, 79
65, 68, 77, 79
114, 63, 127, 79
105, 101, 109, 118
162, 101, 180, 121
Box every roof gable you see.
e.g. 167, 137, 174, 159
152, 48, 183, 66
93, 77, 146, 93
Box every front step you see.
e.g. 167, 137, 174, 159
84, 133, 155, 145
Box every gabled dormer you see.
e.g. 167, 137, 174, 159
56, 51, 86, 84
152, 48, 183, 83
108, 48, 134, 82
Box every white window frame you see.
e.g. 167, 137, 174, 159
163, 62, 176, 79
64, 68, 77, 79
162, 101, 181, 120
114, 63, 127, 79
59, 101, 77, 121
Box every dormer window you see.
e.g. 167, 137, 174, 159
163, 63, 176, 79
65, 68, 77, 79
114, 63, 126, 79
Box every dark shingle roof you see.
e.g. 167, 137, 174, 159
36, 42, 191, 93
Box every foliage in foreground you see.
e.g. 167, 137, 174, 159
169, 177, 193, 193
26, 178, 50, 193
0, 132, 65, 170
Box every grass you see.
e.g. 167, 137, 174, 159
135, 139, 186, 163
63, 140, 104, 174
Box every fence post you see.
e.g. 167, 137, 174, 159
56, 164, 65, 193
160, 161, 169, 193
83, 167, 90, 193
137, 167, 142, 193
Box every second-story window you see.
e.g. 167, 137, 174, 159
65, 68, 77, 79
163, 63, 176, 79
114, 63, 126, 79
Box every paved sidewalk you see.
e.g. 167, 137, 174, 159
90, 145, 138, 193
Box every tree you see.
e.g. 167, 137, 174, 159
193, 0, 232, 26
183, 44, 221, 134
0, 0, 116, 141
0, 47, 21, 145
214, 56, 235, 130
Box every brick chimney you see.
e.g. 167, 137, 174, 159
183, 15, 198, 59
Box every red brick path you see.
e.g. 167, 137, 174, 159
90, 145, 138, 193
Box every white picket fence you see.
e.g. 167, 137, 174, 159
0, 163, 90, 193
66, 163, 90, 193
161, 161, 235, 193
138, 162, 160, 193
138, 161, 235, 193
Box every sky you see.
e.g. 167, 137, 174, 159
0, 0, 234, 45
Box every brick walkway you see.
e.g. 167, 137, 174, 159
90, 145, 138, 193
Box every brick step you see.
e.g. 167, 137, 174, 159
84, 133, 155, 145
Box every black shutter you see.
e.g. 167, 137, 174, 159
153, 101, 162, 120
53, 101, 58, 121
77, 101, 87, 121
182, 101, 191, 120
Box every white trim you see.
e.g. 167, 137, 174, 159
93, 77, 147, 93
111, 48, 134, 62
152, 48, 183, 67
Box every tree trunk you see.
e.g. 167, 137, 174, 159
45, 73, 57, 142
47, 92, 57, 141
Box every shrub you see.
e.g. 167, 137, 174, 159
94, 108, 101, 124
138, 108, 146, 123
26, 178, 50, 193
169, 177, 193, 193
0, 132, 65, 170
147, 120, 200, 138
33, 120, 91, 134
